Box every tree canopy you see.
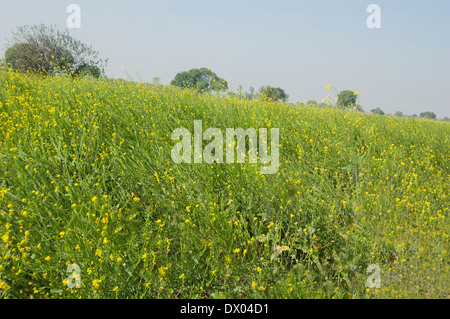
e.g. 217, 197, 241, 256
4, 24, 107, 77
259, 86, 289, 103
420, 111, 436, 120
370, 107, 385, 115
170, 68, 228, 93
337, 90, 358, 108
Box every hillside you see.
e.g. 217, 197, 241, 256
0, 70, 449, 298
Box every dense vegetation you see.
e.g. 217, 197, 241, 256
4, 24, 106, 78
0, 69, 448, 299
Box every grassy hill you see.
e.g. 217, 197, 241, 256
0, 69, 448, 298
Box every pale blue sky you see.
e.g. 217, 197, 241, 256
1, 1, 449, 117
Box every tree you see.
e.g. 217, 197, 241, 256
5, 42, 46, 73
355, 104, 365, 113
394, 111, 404, 117
5, 24, 107, 77
419, 111, 436, 120
307, 100, 318, 107
337, 90, 358, 108
244, 91, 257, 101
441, 117, 450, 122
73, 63, 101, 78
170, 68, 228, 93
370, 107, 384, 115
259, 86, 289, 103
152, 76, 161, 85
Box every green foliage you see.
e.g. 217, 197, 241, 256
170, 67, 228, 93
307, 100, 318, 107
0, 72, 448, 299
337, 90, 358, 108
73, 63, 102, 78
5, 24, 107, 77
259, 86, 288, 103
420, 111, 436, 120
152, 77, 161, 85
228, 86, 258, 101
394, 111, 404, 117
370, 107, 385, 115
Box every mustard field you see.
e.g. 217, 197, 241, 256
0, 69, 448, 298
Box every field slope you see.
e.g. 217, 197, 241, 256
0, 70, 449, 298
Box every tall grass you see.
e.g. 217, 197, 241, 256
0, 69, 448, 298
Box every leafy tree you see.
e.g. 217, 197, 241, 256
355, 104, 365, 113
307, 100, 318, 107
337, 90, 358, 108
259, 86, 289, 102
442, 117, 450, 122
170, 68, 228, 93
5, 42, 47, 72
419, 111, 436, 120
370, 107, 384, 115
152, 76, 161, 85
5, 24, 107, 77
244, 91, 257, 101
73, 63, 101, 78
394, 111, 404, 117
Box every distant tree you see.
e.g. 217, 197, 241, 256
307, 100, 318, 107
171, 67, 228, 93
394, 111, 404, 117
249, 87, 255, 95
355, 104, 365, 113
337, 90, 358, 108
5, 24, 107, 77
370, 107, 385, 115
411, 114, 418, 118
73, 63, 101, 78
244, 92, 257, 101
152, 76, 161, 85
259, 86, 289, 102
442, 117, 450, 122
420, 111, 436, 120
